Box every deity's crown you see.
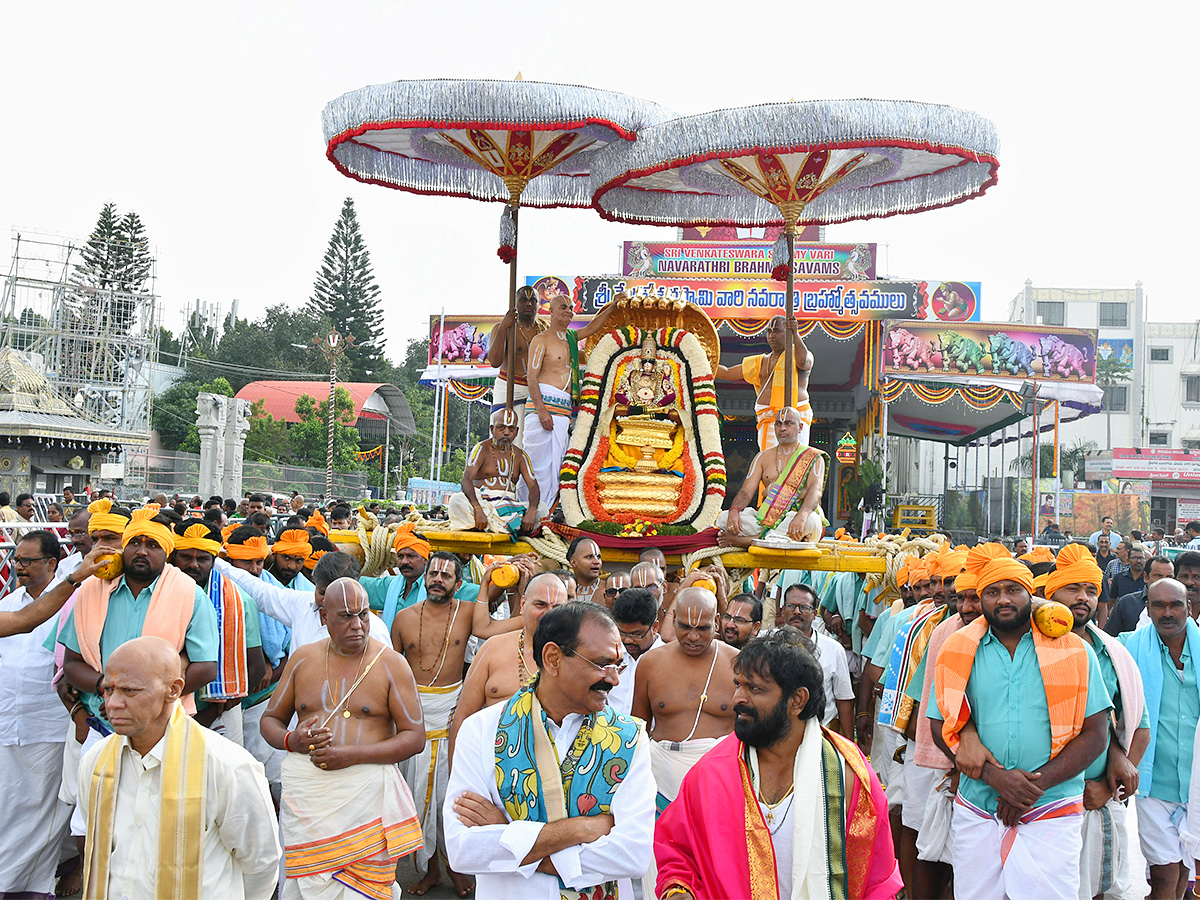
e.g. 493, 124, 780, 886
640, 334, 658, 358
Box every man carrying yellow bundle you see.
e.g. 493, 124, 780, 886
930, 543, 1112, 900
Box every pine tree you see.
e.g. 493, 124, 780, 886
73, 203, 153, 331
77, 202, 122, 291
116, 211, 153, 293
309, 198, 385, 381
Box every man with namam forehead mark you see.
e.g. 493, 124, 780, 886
262, 578, 427, 900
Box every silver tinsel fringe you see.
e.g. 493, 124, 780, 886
771, 233, 789, 269
498, 206, 515, 250
590, 98, 1000, 226
322, 78, 674, 208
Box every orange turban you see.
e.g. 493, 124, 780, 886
955, 545, 993, 593
304, 550, 327, 572
306, 509, 330, 536
896, 561, 911, 588
1018, 546, 1056, 565
272, 529, 313, 560
1045, 543, 1102, 602
907, 559, 931, 585
226, 534, 269, 560
221, 523, 237, 544
936, 549, 968, 580
392, 523, 430, 560
173, 521, 221, 556
87, 498, 129, 536
122, 505, 175, 555
968, 542, 1034, 595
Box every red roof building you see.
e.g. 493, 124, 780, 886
235, 381, 416, 444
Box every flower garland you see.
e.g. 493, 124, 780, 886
559, 324, 725, 529
619, 519, 659, 538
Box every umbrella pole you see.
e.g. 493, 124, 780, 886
505, 199, 520, 410
777, 203, 805, 411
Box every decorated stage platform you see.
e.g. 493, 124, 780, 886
424, 528, 887, 574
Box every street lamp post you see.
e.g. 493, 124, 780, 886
314, 329, 354, 498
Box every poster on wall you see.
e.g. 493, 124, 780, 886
428, 315, 501, 367
883, 322, 1097, 384
622, 241, 878, 281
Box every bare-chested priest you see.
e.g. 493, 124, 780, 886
391, 551, 524, 896
632, 584, 738, 813
716, 314, 814, 450
447, 409, 543, 537
487, 285, 543, 452
525, 294, 618, 504
717, 406, 828, 547
447, 572, 569, 754
262, 578, 425, 900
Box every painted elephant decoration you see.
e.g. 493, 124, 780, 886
938, 331, 988, 374
887, 327, 939, 371
1038, 334, 1090, 378
988, 332, 1038, 377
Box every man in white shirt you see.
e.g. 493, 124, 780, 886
0, 530, 73, 896
78, 635, 281, 899
780, 583, 854, 736
446, 602, 654, 899
215, 550, 391, 650
608, 587, 663, 716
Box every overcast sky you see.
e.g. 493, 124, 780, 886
2, 2, 1192, 365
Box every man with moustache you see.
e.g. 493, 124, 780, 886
487, 285, 544, 452
449, 408, 542, 535
608, 587, 665, 716
654, 629, 903, 900
566, 536, 603, 605
601, 571, 631, 609
930, 544, 1111, 900
716, 314, 815, 451
262, 579, 426, 900
721, 592, 763, 649
78, 637, 281, 899
780, 583, 854, 736
58, 507, 92, 580
1120, 578, 1200, 900
449, 573, 569, 754
1042, 543, 1148, 900
392, 551, 524, 897
266, 528, 315, 592
445, 602, 654, 900
1108, 554, 1177, 636
170, 521, 267, 743
632, 584, 738, 821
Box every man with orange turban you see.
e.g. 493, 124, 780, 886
267, 528, 314, 592
929, 543, 1112, 900
1047, 543, 1148, 900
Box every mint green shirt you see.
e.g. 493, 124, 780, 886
861, 607, 893, 661
1148, 640, 1199, 803
929, 629, 1112, 815
60, 574, 219, 716
1082, 630, 1150, 783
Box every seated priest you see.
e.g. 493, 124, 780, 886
448, 408, 544, 537
717, 407, 827, 547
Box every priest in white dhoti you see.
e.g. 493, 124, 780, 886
445, 602, 654, 899
78, 636, 281, 900
0, 530, 73, 897
447, 409, 544, 537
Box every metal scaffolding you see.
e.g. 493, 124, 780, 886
0, 231, 159, 482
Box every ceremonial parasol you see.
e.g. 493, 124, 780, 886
322, 78, 673, 408
590, 99, 1000, 406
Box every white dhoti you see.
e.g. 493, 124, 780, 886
523, 385, 572, 506
902, 744, 938, 831
645, 737, 720, 897
951, 797, 1083, 900
208, 704, 244, 746
715, 508, 824, 544
281, 755, 422, 900
1078, 797, 1128, 900
491, 377, 531, 456
243, 700, 285, 805
916, 771, 956, 864
870, 722, 905, 810
62, 723, 103, 836
447, 490, 546, 537
0, 742, 72, 894
401, 682, 462, 874
1136, 796, 1194, 871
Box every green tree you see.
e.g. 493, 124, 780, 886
1009, 437, 1099, 486
72, 203, 153, 331
209, 305, 329, 392
1095, 352, 1133, 450
309, 198, 385, 381
244, 398, 292, 463
288, 386, 365, 472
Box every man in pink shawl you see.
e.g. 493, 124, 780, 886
655, 628, 902, 900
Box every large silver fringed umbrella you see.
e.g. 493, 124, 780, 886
322, 77, 673, 409
590, 99, 1000, 406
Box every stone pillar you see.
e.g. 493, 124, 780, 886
196, 393, 227, 498
222, 398, 252, 499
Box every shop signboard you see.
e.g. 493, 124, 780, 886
621, 240, 878, 281
883, 322, 1097, 384
1112, 448, 1200, 484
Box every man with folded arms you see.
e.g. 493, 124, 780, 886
446, 602, 653, 899
930, 543, 1111, 900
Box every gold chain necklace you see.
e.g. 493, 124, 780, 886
416, 599, 459, 674
325, 638, 368, 719
517, 628, 533, 685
